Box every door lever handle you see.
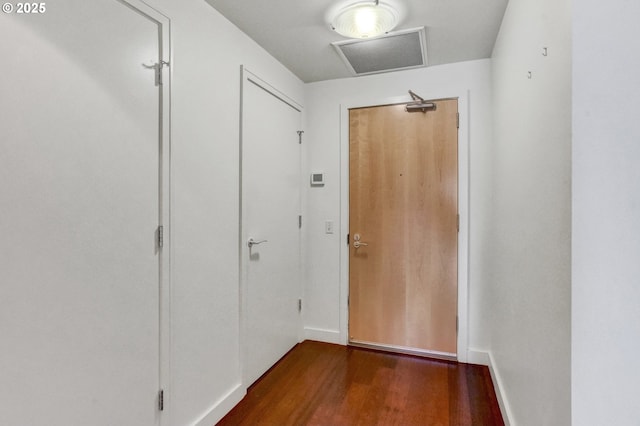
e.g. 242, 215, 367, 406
352, 233, 368, 249
353, 240, 368, 249
247, 238, 268, 248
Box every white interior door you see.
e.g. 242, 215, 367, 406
241, 70, 302, 386
0, 1, 168, 425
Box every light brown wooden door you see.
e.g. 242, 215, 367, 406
348, 99, 458, 356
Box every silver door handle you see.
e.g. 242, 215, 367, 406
352, 233, 368, 249
247, 238, 268, 248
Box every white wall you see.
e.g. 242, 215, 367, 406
144, 1, 304, 424
572, 1, 640, 424
303, 60, 494, 355
2, 0, 303, 425
489, 0, 571, 424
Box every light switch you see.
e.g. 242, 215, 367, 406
325, 221, 334, 234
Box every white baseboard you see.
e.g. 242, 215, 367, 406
193, 383, 245, 426
467, 349, 491, 366
304, 327, 343, 345
467, 349, 514, 426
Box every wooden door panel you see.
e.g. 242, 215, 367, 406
349, 100, 458, 355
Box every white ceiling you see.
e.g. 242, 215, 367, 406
204, 0, 509, 83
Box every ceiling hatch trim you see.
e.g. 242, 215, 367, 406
331, 27, 428, 76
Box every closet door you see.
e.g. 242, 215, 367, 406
0, 1, 168, 424
241, 70, 302, 386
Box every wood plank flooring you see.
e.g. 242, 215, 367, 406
217, 340, 504, 426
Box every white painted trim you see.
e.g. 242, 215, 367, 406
157, 12, 172, 426
466, 349, 490, 366
119, 1, 173, 424
338, 90, 470, 362
304, 327, 342, 344
242, 69, 303, 112
468, 349, 514, 426
192, 383, 245, 426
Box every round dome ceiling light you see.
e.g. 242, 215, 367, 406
330, 1, 401, 39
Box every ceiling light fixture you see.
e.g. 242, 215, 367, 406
329, 0, 402, 39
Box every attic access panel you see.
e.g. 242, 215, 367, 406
332, 27, 427, 76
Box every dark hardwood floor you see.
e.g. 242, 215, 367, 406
217, 340, 504, 426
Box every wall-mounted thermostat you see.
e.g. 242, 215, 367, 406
310, 172, 325, 186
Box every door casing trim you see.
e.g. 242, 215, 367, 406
339, 91, 470, 362
118, 0, 172, 422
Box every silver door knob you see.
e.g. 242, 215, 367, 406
247, 238, 268, 248
352, 233, 368, 248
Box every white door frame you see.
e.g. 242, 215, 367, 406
239, 67, 304, 387
338, 90, 470, 362
120, 0, 172, 420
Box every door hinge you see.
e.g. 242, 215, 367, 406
157, 226, 164, 248
456, 316, 459, 333
298, 299, 302, 313
158, 389, 164, 411
297, 130, 304, 144
456, 112, 460, 129
347, 233, 350, 245
456, 214, 460, 232
298, 215, 302, 229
